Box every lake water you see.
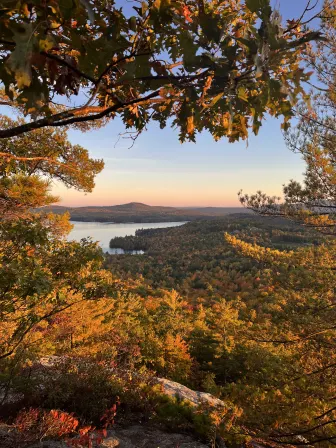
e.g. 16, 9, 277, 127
68, 221, 186, 254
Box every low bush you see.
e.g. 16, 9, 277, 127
14, 408, 79, 444
3, 359, 237, 446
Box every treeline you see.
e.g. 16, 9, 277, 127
106, 216, 322, 297
40, 204, 250, 223
3, 214, 330, 446
106, 216, 336, 445
109, 235, 149, 251
2, 213, 335, 447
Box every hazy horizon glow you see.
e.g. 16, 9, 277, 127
53, 113, 305, 207
51, 0, 312, 208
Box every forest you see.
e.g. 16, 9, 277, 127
0, 0, 335, 447
39, 203, 248, 223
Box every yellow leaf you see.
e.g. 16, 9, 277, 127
208, 92, 224, 108
240, 115, 248, 137
187, 115, 194, 134
14, 67, 32, 89
39, 36, 55, 52
238, 86, 248, 102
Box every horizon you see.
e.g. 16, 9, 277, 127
46, 201, 246, 209
51, 0, 316, 208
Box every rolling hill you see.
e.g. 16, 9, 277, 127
38, 202, 251, 223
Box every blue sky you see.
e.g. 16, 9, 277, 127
53, 0, 321, 207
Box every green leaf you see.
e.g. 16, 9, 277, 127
207, 92, 224, 108
245, 0, 271, 18
39, 35, 55, 52
135, 54, 152, 77
179, 32, 198, 68
6, 23, 34, 89
238, 87, 248, 102
199, 13, 221, 43
245, 0, 263, 13
129, 16, 137, 32
236, 37, 258, 54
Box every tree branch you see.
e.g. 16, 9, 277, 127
0, 90, 162, 138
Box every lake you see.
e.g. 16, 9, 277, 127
67, 221, 186, 254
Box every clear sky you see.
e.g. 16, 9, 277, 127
53, 0, 320, 208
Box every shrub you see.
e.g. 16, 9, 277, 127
14, 408, 79, 444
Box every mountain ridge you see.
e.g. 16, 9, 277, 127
37, 202, 251, 222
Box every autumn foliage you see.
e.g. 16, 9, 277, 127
0, 1, 335, 447
0, 0, 323, 141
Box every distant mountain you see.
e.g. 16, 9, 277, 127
37, 202, 251, 223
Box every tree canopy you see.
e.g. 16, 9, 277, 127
0, 115, 104, 218
0, 112, 108, 361
1, 2, 336, 447
0, 0, 323, 141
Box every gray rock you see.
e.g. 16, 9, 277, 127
0, 390, 24, 404
24, 426, 209, 448
101, 425, 209, 447
155, 378, 225, 409
39, 355, 65, 368
28, 442, 68, 448
34, 359, 225, 411
0, 424, 19, 448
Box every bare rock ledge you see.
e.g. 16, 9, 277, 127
24, 426, 209, 448
155, 377, 225, 408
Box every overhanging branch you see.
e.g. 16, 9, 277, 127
0, 90, 162, 138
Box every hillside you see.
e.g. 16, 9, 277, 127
38, 202, 251, 222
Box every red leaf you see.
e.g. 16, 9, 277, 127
182, 5, 192, 23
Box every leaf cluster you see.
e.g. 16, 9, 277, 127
0, 0, 323, 141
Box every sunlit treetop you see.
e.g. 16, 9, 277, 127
0, 114, 104, 219
0, 0, 324, 141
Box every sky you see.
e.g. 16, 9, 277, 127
52, 0, 320, 208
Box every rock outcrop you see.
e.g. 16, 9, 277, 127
155, 377, 225, 408
21, 425, 209, 448
100, 425, 210, 447
1, 359, 226, 448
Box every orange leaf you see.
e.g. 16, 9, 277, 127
182, 5, 192, 23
